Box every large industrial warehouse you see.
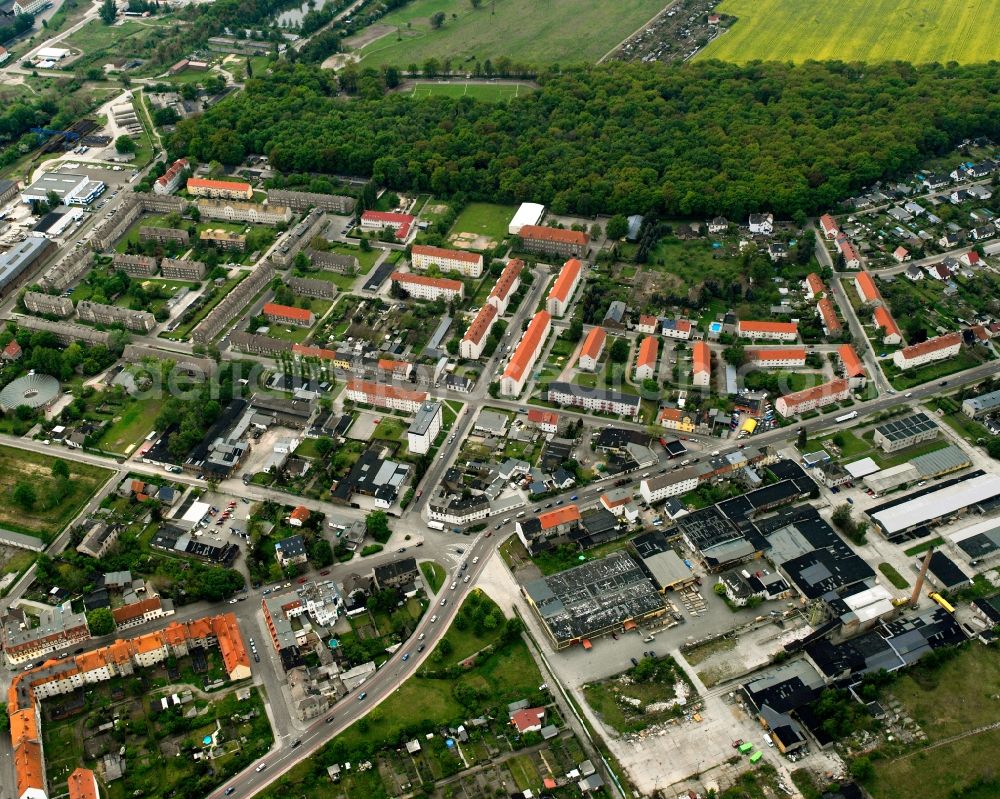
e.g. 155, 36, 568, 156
523, 551, 667, 649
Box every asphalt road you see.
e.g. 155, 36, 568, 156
205, 530, 498, 799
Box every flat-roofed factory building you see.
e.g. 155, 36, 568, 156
523, 551, 667, 650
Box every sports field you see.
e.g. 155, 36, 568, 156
409, 81, 533, 103
358, 0, 665, 68
701, 0, 1000, 64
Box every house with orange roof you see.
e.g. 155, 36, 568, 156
186, 177, 252, 200
487, 259, 523, 314
692, 341, 711, 388
736, 320, 798, 341
212, 614, 251, 681
501, 310, 551, 397
816, 298, 843, 336
289, 505, 311, 527
854, 272, 881, 305
515, 505, 581, 555
2, 339, 22, 361
803, 273, 825, 298
635, 314, 658, 335
510, 706, 546, 734
376, 358, 413, 381
518, 225, 588, 259
635, 336, 658, 381
747, 348, 806, 369
819, 214, 839, 240
893, 246, 910, 263
775, 379, 850, 417
460, 303, 498, 360
578, 326, 606, 372
837, 236, 861, 268
837, 344, 866, 388
658, 407, 696, 433
546, 258, 583, 317
527, 408, 559, 435
893, 332, 962, 371
873, 305, 902, 345
67, 767, 99, 799
263, 302, 315, 328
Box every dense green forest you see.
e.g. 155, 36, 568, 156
170, 60, 1000, 218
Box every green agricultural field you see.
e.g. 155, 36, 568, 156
358, 0, 666, 68
702, 0, 1000, 64
409, 81, 534, 103
0, 445, 113, 541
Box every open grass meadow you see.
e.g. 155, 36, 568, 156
449, 201, 516, 242
409, 81, 534, 103
867, 645, 1000, 799
358, 0, 666, 67
702, 0, 1000, 64
0, 445, 114, 540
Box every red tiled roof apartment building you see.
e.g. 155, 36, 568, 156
577, 326, 606, 372
854, 272, 882, 304
837, 344, 867, 387
390, 271, 464, 302
460, 302, 498, 360
804, 273, 826, 298
501, 310, 551, 397
816, 298, 842, 335
775, 379, 850, 417
893, 331, 962, 371
360, 210, 414, 240
263, 302, 315, 328
692, 341, 711, 387
736, 320, 798, 341
873, 305, 902, 345
67, 767, 99, 799
837, 234, 861, 268
747, 348, 806, 368
7, 614, 250, 799
487, 258, 524, 315
155, 157, 188, 195
411, 244, 483, 277
819, 214, 839, 240
186, 177, 252, 199
345, 378, 428, 413
635, 336, 658, 381
546, 258, 582, 317
518, 225, 588, 259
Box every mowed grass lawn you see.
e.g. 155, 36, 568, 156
358, 0, 666, 67
0, 445, 113, 540
409, 81, 534, 103
702, 0, 1000, 64
450, 202, 516, 241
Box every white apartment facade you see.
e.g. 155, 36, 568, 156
411, 245, 483, 278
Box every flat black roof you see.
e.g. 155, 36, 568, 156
927, 551, 969, 589
363, 260, 394, 292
